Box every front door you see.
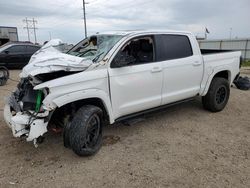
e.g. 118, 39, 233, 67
6, 45, 26, 69
108, 36, 163, 119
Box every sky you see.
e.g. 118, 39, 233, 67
0, 0, 250, 44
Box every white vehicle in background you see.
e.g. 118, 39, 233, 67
3, 30, 241, 156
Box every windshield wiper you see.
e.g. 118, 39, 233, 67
93, 52, 104, 63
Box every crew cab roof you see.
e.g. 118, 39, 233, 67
97, 30, 192, 36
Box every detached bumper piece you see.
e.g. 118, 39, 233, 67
4, 104, 49, 142
3, 78, 49, 146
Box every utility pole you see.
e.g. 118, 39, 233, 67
23, 17, 30, 41
82, 0, 88, 38
229, 28, 232, 40
32, 18, 38, 43
23, 17, 38, 43
49, 31, 52, 40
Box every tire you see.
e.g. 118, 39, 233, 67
63, 122, 71, 148
202, 77, 230, 112
0, 66, 9, 86
69, 105, 103, 156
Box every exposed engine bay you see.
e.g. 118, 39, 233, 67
10, 78, 44, 112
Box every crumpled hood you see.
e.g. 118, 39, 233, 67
20, 39, 92, 78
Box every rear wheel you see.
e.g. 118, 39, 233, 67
202, 77, 230, 112
69, 105, 103, 156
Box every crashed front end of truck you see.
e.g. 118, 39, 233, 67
3, 39, 93, 146
4, 77, 49, 144
3, 34, 123, 148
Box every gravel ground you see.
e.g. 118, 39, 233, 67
0, 69, 249, 188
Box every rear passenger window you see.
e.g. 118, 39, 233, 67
27, 46, 40, 53
155, 35, 193, 61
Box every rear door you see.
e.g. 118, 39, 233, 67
154, 34, 203, 104
108, 35, 163, 119
25, 45, 40, 63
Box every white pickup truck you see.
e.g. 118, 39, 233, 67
4, 30, 241, 156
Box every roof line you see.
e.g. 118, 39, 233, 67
0, 26, 18, 29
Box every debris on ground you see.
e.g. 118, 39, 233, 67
234, 76, 250, 90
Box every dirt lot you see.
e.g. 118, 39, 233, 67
0, 69, 249, 188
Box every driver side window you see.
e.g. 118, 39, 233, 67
112, 36, 155, 68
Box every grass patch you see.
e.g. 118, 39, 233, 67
242, 60, 250, 67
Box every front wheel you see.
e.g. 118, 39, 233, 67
69, 105, 103, 156
202, 77, 230, 112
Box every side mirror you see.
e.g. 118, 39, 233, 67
111, 54, 136, 68
4, 50, 9, 54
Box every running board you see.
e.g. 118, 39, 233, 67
115, 97, 195, 123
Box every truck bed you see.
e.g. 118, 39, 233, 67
201, 49, 232, 55
200, 50, 241, 92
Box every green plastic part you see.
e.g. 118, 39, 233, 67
35, 90, 43, 112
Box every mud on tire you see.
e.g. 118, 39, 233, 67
202, 77, 230, 112
69, 105, 103, 156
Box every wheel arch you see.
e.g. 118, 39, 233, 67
201, 69, 231, 96
213, 70, 231, 82
70, 97, 110, 123
47, 89, 114, 125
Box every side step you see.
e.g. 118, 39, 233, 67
115, 97, 195, 124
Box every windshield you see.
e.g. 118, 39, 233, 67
67, 34, 123, 62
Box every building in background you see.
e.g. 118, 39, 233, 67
199, 38, 250, 60
0, 26, 18, 46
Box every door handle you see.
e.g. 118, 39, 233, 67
151, 67, 162, 73
193, 61, 202, 66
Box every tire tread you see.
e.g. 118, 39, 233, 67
69, 105, 103, 156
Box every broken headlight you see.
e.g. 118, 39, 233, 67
22, 88, 43, 112
13, 78, 44, 112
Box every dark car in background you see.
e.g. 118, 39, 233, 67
0, 42, 40, 69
